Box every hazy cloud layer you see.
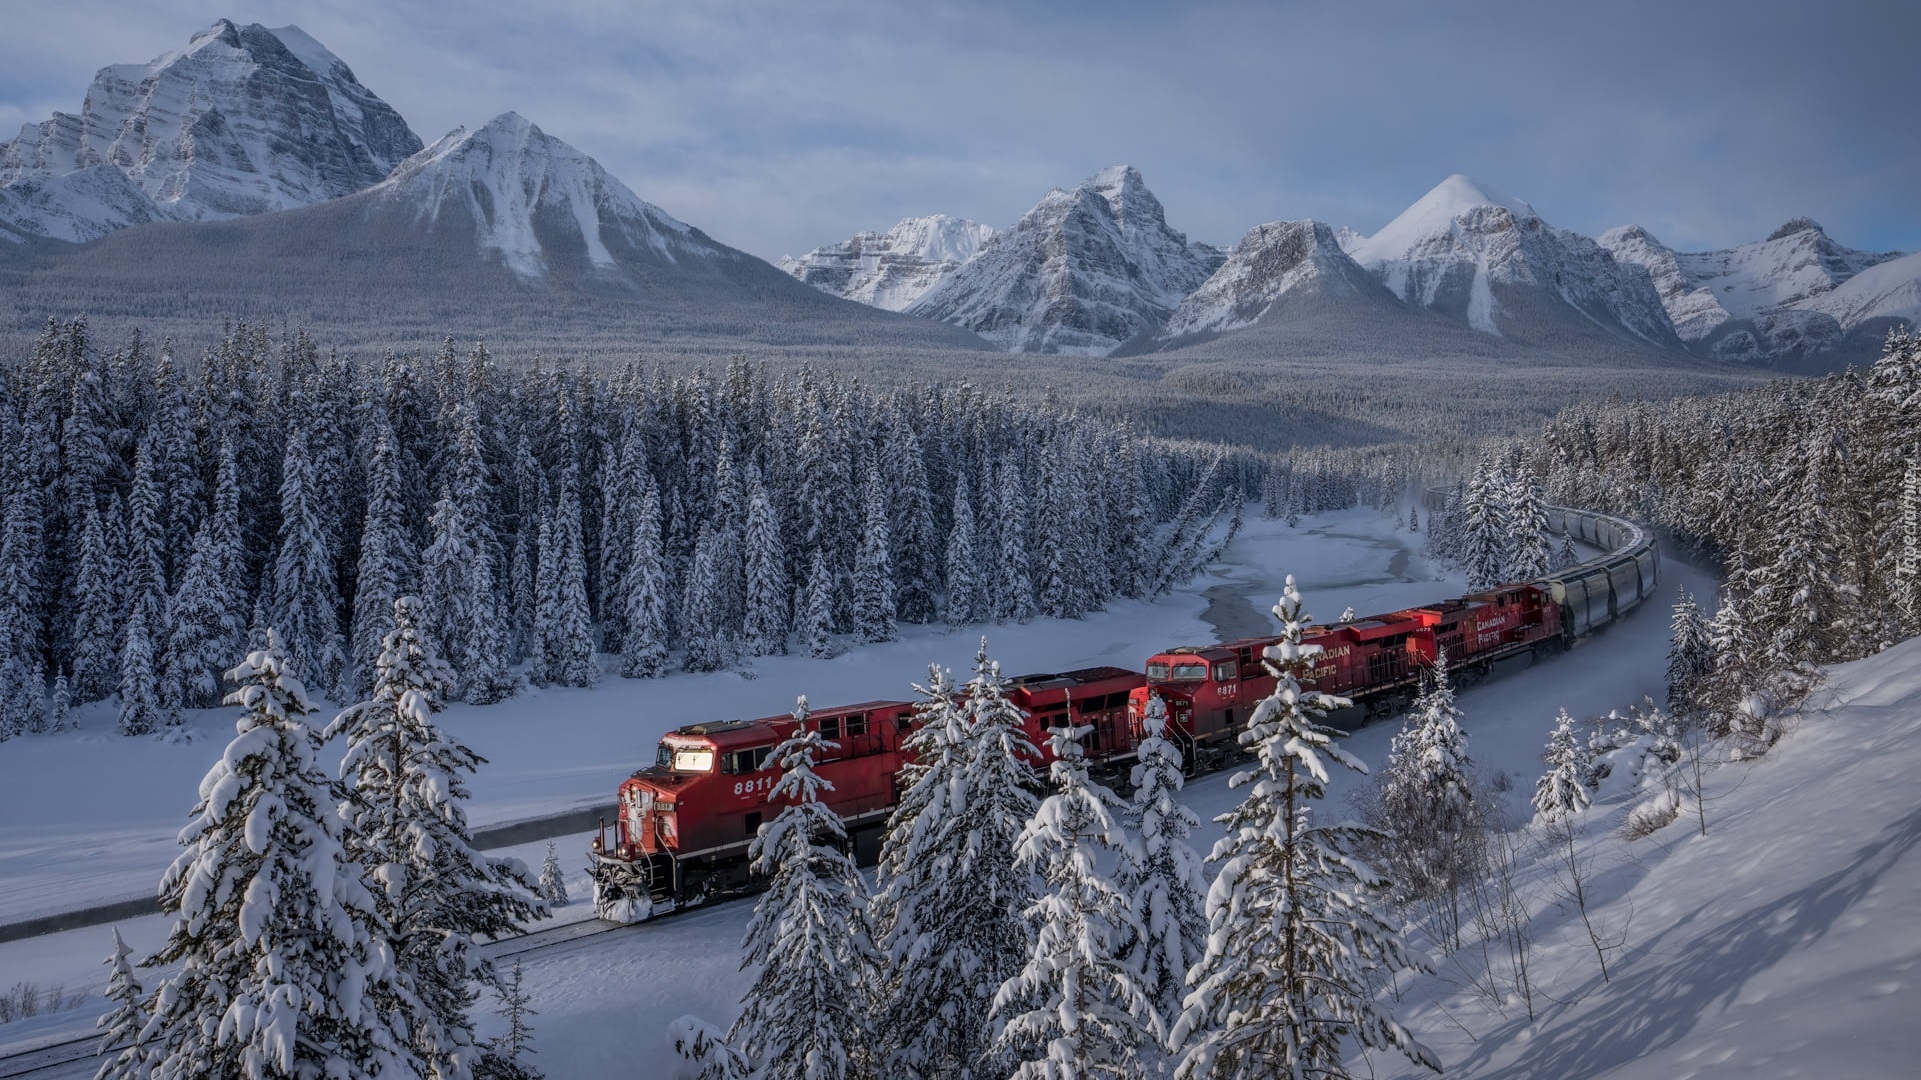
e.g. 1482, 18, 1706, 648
3, 0, 1915, 261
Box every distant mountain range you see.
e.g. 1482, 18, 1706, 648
1, 20, 1910, 370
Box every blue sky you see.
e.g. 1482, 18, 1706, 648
2, 0, 1915, 262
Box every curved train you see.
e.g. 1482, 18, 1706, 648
590, 504, 1661, 922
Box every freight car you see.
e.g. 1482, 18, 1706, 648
591, 503, 1659, 922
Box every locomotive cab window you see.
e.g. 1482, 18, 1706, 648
1212, 660, 1238, 682
1171, 662, 1208, 681
1146, 661, 1170, 681
844, 712, 868, 737
723, 746, 774, 774
820, 715, 842, 740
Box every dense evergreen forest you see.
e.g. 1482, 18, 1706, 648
0, 318, 1260, 739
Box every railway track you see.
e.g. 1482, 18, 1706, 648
0, 912, 657, 1079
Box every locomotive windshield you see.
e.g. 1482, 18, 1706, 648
1146, 661, 1170, 681
1171, 661, 1208, 681
657, 743, 715, 772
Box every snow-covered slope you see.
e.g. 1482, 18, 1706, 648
780, 215, 995, 311
1601, 219, 1911, 364
1158, 219, 1400, 341
1349, 175, 1676, 347
907, 165, 1224, 355
0, 19, 421, 242
371, 112, 719, 279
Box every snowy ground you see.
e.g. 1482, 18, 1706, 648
4, 507, 1912, 1077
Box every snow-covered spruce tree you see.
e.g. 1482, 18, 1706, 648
544, 475, 599, 687
670, 1015, 751, 1080
1363, 657, 1479, 949
272, 427, 344, 697
1899, 457, 1921, 635
347, 423, 411, 701
853, 468, 898, 644
741, 477, 789, 657
95, 925, 147, 1080
48, 671, 71, 733
1171, 577, 1437, 1079
995, 459, 1037, 625
164, 523, 241, 711
943, 476, 979, 628
1117, 693, 1209, 1045
1506, 473, 1553, 582
1557, 531, 1579, 570
620, 485, 670, 679
0, 455, 46, 739
539, 842, 569, 907
878, 641, 1042, 1079
801, 549, 837, 661
68, 504, 120, 705
1666, 589, 1714, 726
421, 492, 479, 688
991, 724, 1151, 1079
681, 526, 730, 673
886, 427, 939, 625
1459, 460, 1510, 592
124, 433, 168, 623
139, 636, 424, 1080
1532, 708, 1594, 822
326, 598, 546, 1080
116, 602, 162, 737
731, 701, 879, 1080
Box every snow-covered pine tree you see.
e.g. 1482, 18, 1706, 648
539, 842, 569, 907
1506, 473, 1553, 581
116, 602, 161, 737
1408, 505, 1419, 533
163, 523, 239, 710
1460, 460, 1510, 592
68, 505, 120, 704
326, 598, 547, 1080
896, 641, 1044, 1077
545, 474, 599, 687
272, 428, 344, 697
992, 724, 1151, 1079
124, 433, 168, 623
421, 492, 478, 687
1557, 531, 1579, 570
1366, 656, 1478, 947
95, 925, 147, 1080
1666, 589, 1714, 726
887, 427, 939, 624
800, 549, 837, 660
853, 467, 898, 643
347, 423, 411, 700
139, 636, 424, 1080
681, 526, 730, 673
47, 671, 71, 733
669, 1015, 751, 1080
621, 485, 670, 679
0, 453, 46, 739
731, 700, 878, 1080
944, 477, 979, 628
996, 458, 1037, 624
1115, 692, 1211, 1048
474, 958, 542, 1080
1171, 577, 1437, 1079
1532, 708, 1594, 821
741, 477, 789, 657
1898, 457, 1921, 634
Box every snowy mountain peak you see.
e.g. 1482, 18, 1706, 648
1160, 219, 1392, 341
780, 214, 996, 311
907, 165, 1223, 354
1351, 174, 1538, 268
0, 20, 421, 242
1767, 216, 1825, 242
373, 112, 710, 279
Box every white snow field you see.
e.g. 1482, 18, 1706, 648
2, 507, 1915, 1077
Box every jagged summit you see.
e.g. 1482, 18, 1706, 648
1349, 173, 1537, 268
781, 214, 995, 311
0, 19, 421, 242
373, 112, 711, 279
907, 164, 1222, 354
1768, 216, 1825, 242
1158, 219, 1398, 342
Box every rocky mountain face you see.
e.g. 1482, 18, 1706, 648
905, 165, 1223, 354
0, 20, 422, 243
1600, 219, 1909, 363
779, 215, 995, 311
371, 112, 722, 280
1157, 219, 1400, 343
1345, 175, 1677, 348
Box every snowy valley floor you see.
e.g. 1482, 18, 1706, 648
1, 508, 1916, 1076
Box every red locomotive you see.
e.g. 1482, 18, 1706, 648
592, 503, 1660, 922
